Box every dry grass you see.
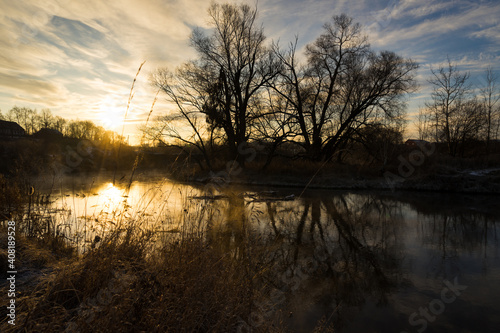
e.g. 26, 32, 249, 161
0, 157, 338, 332
0, 174, 25, 221
0, 212, 293, 332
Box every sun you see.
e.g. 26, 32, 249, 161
98, 96, 125, 131
100, 109, 123, 130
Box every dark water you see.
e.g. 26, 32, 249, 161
267, 191, 500, 333
203, 189, 500, 333
48, 177, 500, 332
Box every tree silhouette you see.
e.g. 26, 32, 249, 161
153, 3, 279, 167
424, 59, 485, 156
480, 67, 500, 151
269, 15, 417, 161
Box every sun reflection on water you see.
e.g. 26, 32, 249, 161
98, 182, 126, 208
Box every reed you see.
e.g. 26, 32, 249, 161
0, 193, 285, 332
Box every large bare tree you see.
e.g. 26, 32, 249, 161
269, 14, 417, 161
153, 3, 278, 166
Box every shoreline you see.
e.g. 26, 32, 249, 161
24, 166, 500, 196
183, 168, 500, 195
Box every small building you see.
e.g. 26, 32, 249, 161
33, 128, 64, 141
405, 139, 429, 147
0, 120, 26, 140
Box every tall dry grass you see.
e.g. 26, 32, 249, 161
0, 210, 291, 332
1, 176, 310, 332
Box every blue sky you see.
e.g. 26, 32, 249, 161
0, 0, 499, 141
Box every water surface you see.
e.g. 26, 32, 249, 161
41, 175, 500, 332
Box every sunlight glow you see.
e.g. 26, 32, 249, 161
99, 182, 125, 207
98, 95, 125, 130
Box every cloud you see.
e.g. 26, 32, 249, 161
370, 0, 500, 48
470, 25, 500, 45
0, 0, 210, 120
390, 0, 455, 20
259, 0, 381, 48
0, 72, 60, 95
0, 0, 499, 140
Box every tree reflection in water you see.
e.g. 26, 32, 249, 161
52, 178, 500, 332
193, 189, 500, 332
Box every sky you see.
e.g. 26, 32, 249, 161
1, 0, 499, 143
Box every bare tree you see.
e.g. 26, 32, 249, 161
426, 59, 469, 149
53, 116, 67, 133
480, 67, 500, 150
252, 89, 297, 167
151, 67, 220, 170
353, 119, 405, 169
66, 120, 95, 140
455, 97, 486, 156
153, 3, 279, 167
4, 107, 53, 134
34, 108, 54, 131
425, 59, 485, 156
270, 15, 417, 161
6, 106, 36, 134
66, 120, 84, 139
417, 108, 432, 141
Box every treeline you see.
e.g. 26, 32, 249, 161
143, 3, 499, 171
0, 106, 125, 145
0, 107, 136, 177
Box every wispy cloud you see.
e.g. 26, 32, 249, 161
0, 0, 499, 139
0, 0, 213, 136
369, 0, 500, 50
0, 72, 61, 96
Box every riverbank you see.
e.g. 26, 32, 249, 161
0, 223, 313, 332
184, 166, 500, 195
3, 133, 500, 195
2, 174, 499, 332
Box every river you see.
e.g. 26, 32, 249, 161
36, 174, 500, 332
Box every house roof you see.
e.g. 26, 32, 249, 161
33, 127, 63, 139
0, 120, 26, 137
405, 139, 429, 144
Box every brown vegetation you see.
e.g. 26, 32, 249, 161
0, 219, 335, 332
